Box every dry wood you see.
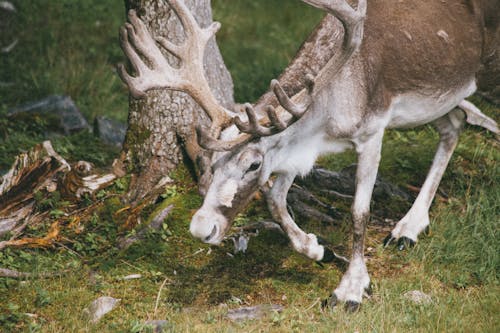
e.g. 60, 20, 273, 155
0, 267, 67, 278
0, 141, 121, 250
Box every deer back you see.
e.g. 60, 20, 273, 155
360, 0, 494, 112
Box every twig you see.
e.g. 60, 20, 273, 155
55, 241, 83, 258
153, 277, 172, 317
303, 297, 321, 312
0, 267, 68, 279
233, 220, 284, 234
320, 189, 354, 199
181, 248, 205, 260
120, 259, 148, 273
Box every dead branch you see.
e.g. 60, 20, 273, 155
117, 204, 174, 249
0, 267, 68, 279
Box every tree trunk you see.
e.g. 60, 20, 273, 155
121, 0, 234, 203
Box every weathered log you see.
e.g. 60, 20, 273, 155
117, 204, 174, 249
0, 141, 70, 215
0, 141, 118, 249
60, 161, 116, 199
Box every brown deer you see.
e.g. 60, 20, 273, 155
119, 0, 499, 310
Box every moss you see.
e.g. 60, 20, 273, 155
124, 123, 152, 148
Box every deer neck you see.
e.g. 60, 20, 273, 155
260, 109, 353, 181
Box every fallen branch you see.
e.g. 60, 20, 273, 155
0, 267, 67, 279
117, 204, 174, 249
0, 221, 60, 250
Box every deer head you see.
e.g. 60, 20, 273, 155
119, 0, 366, 244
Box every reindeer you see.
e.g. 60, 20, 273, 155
119, 0, 499, 310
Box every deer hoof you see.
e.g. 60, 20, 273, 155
345, 300, 361, 312
316, 246, 349, 271
321, 293, 338, 310
383, 233, 395, 247
320, 247, 336, 263
397, 237, 416, 251
364, 283, 373, 297
424, 226, 431, 235
383, 234, 417, 250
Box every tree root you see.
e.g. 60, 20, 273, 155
0, 267, 67, 279
117, 204, 174, 249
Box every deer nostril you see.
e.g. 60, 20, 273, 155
204, 225, 218, 242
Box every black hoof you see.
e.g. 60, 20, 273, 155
316, 247, 349, 271
345, 300, 360, 312
383, 233, 395, 247
320, 247, 336, 263
424, 226, 430, 236
321, 293, 337, 309
397, 237, 415, 251
364, 284, 373, 297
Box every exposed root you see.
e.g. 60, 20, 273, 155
0, 267, 67, 279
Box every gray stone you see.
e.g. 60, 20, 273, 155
226, 304, 283, 321
0, 1, 17, 54
94, 116, 127, 147
83, 296, 121, 323
8, 95, 90, 135
143, 320, 169, 333
403, 290, 432, 304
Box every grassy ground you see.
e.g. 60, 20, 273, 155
1, 1, 499, 332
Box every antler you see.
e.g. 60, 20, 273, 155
197, 75, 315, 151
118, 0, 233, 133
302, 0, 367, 89
118, 0, 367, 152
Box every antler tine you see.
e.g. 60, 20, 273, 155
196, 126, 252, 152
119, 4, 233, 137
265, 106, 287, 131
271, 79, 309, 118
302, 0, 367, 82
165, 0, 222, 49
197, 99, 295, 151
234, 103, 274, 136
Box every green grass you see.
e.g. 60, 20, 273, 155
212, 0, 323, 102
1, 0, 499, 332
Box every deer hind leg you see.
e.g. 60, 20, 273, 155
385, 109, 465, 249
325, 130, 384, 311
265, 173, 342, 263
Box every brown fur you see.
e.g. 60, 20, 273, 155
257, 0, 499, 111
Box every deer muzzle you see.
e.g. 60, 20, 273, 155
189, 208, 228, 245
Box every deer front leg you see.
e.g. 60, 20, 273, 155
384, 109, 465, 249
266, 173, 338, 262
325, 130, 384, 311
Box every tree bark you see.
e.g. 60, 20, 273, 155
121, 0, 235, 203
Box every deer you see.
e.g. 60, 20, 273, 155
118, 0, 499, 310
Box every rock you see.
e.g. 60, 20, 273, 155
403, 290, 432, 305
94, 116, 127, 147
121, 274, 142, 280
299, 165, 412, 203
7, 95, 90, 135
231, 234, 250, 254
143, 320, 169, 333
226, 304, 283, 321
84, 296, 121, 323
0, 1, 17, 54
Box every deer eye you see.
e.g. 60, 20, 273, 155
245, 162, 261, 173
